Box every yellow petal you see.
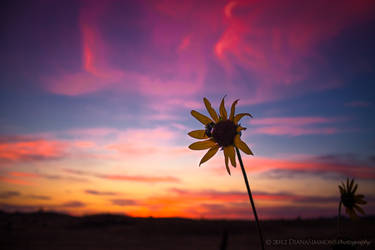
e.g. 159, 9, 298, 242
349, 179, 354, 192
353, 205, 365, 215
188, 139, 216, 150
224, 150, 231, 175
191, 110, 213, 125
199, 145, 219, 166
229, 99, 239, 121
226, 164, 231, 175
188, 130, 208, 139
219, 96, 227, 120
203, 98, 219, 122
236, 125, 246, 132
234, 134, 253, 155
340, 182, 346, 192
233, 113, 253, 124
224, 146, 236, 167
338, 185, 344, 195
356, 194, 365, 200
346, 207, 357, 220
352, 184, 358, 194
355, 195, 367, 204
356, 199, 367, 205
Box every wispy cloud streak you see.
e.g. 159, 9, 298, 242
240, 155, 375, 179
0, 138, 67, 163
64, 168, 180, 183
249, 116, 345, 136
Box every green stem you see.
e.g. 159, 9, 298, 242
337, 201, 342, 237
235, 147, 265, 250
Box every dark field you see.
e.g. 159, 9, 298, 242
0, 211, 373, 250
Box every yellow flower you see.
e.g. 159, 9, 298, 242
188, 97, 253, 175
338, 178, 367, 219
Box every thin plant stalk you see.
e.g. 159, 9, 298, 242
337, 201, 342, 236
235, 146, 265, 250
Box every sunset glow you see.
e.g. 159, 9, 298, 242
1, 0, 374, 219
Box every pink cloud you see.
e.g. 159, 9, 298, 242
252, 126, 338, 136
107, 143, 158, 155
43, 2, 127, 96
119, 127, 175, 142
8, 172, 40, 178
251, 117, 336, 126
2, 127, 187, 163
103, 175, 179, 183
0, 139, 68, 163
64, 127, 186, 157
34, 0, 374, 112
42, 0, 208, 101
74, 141, 96, 148
0, 135, 104, 165
63, 168, 180, 184
105, 127, 190, 157
248, 116, 345, 136
43, 71, 124, 96
0, 176, 36, 186
240, 156, 375, 179
207, 153, 374, 179
215, 0, 375, 104
107, 142, 188, 158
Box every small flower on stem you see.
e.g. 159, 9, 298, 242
338, 178, 366, 219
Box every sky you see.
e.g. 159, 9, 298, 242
0, 0, 374, 220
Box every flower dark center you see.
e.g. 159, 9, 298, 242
341, 194, 355, 208
212, 120, 237, 147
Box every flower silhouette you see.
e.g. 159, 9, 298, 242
188, 96, 265, 250
188, 97, 253, 174
338, 178, 367, 219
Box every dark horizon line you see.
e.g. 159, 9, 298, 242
2, 209, 375, 222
